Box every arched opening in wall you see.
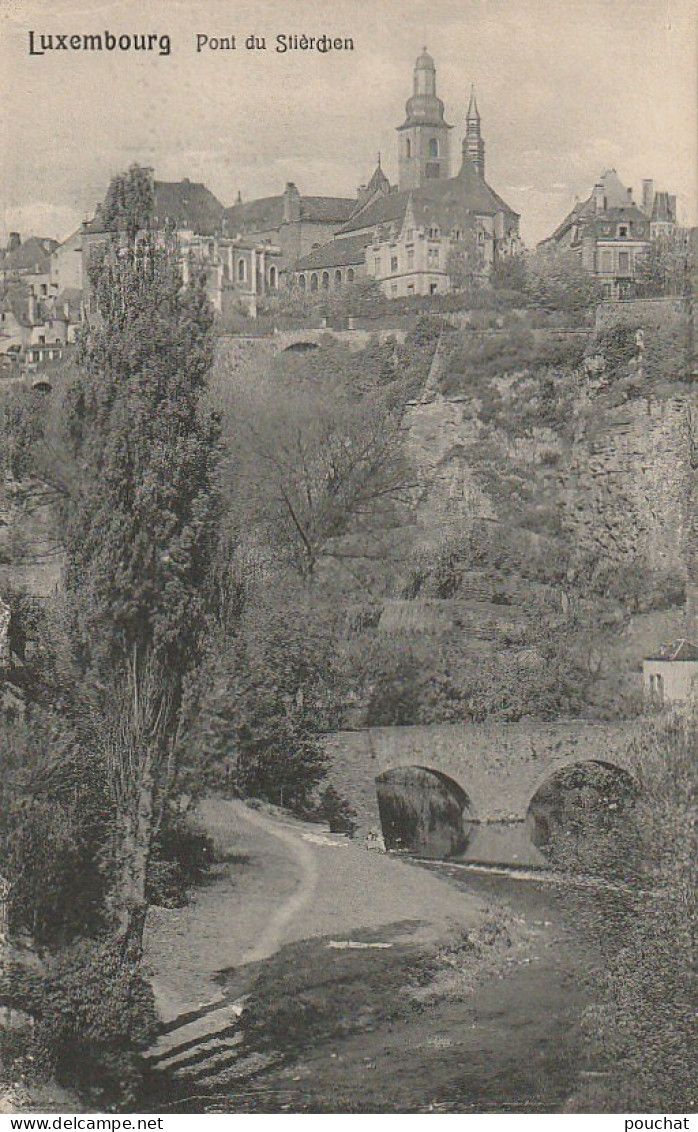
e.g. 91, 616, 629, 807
428, 138, 439, 158
526, 760, 640, 878
375, 766, 474, 859
347, 268, 355, 283
322, 271, 330, 290
310, 273, 319, 292
237, 258, 247, 283
282, 340, 319, 353
298, 274, 306, 291
334, 269, 343, 288
405, 139, 412, 159
269, 265, 277, 289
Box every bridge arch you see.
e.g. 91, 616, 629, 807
526, 758, 640, 874
375, 765, 474, 859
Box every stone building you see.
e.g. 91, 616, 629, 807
291, 50, 521, 297
643, 639, 698, 704
540, 170, 677, 298
222, 183, 357, 275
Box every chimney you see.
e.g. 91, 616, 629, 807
7, 232, 21, 253
642, 179, 654, 215
669, 194, 677, 222
593, 183, 605, 214
283, 182, 301, 224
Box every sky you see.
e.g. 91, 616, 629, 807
1, 0, 696, 247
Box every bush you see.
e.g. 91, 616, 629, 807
147, 813, 214, 907
4, 941, 158, 1106
313, 786, 358, 835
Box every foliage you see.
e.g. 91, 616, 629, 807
524, 248, 604, 315
634, 232, 690, 298
4, 940, 158, 1105
146, 811, 215, 907
102, 163, 155, 241
192, 592, 343, 811
446, 230, 486, 291
490, 253, 528, 293
568, 713, 697, 1111
312, 786, 358, 835
224, 380, 413, 580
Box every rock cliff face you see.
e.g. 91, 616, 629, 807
563, 393, 698, 582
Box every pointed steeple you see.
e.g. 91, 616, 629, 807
463, 84, 485, 179
467, 84, 480, 122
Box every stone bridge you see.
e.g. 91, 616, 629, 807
324, 720, 639, 867
274, 327, 407, 352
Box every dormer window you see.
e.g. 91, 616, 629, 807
452, 229, 462, 241
428, 226, 440, 239
618, 225, 628, 238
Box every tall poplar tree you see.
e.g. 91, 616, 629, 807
65, 165, 221, 948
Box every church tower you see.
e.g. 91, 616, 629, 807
397, 49, 452, 191
464, 85, 485, 179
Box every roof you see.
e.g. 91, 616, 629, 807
84, 179, 224, 236
339, 154, 518, 236
152, 179, 224, 235
645, 639, 698, 662
541, 170, 641, 246
294, 233, 370, 271
0, 237, 57, 274
651, 191, 675, 223
223, 193, 356, 234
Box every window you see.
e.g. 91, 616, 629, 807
334, 269, 342, 288
618, 251, 630, 275
310, 273, 319, 292
452, 229, 462, 241
618, 225, 628, 238
374, 257, 381, 274
390, 256, 398, 273
428, 226, 440, 239
425, 163, 441, 180
347, 268, 355, 283
428, 138, 439, 158
38, 335, 45, 344
391, 283, 398, 297
649, 673, 664, 700
428, 247, 439, 266
429, 283, 438, 295
405, 139, 412, 159
407, 283, 415, 295
237, 258, 247, 282
269, 265, 277, 289
599, 250, 613, 274
322, 271, 330, 290
406, 229, 414, 242
298, 274, 306, 290
407, 248, 414, 269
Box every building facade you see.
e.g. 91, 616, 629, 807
540, 170, 677, 298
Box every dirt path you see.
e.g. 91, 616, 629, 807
144, 797, 484, 1023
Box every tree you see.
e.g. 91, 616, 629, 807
230, 382, 414, 581
62, 165, 221, 949
634, 232, 690, 298
446, 229, 485, 291
524, 248, 604, 313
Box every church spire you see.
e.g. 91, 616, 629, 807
463, 84, 485, 179
467, 84, 480, 122
397, 48, 452, 190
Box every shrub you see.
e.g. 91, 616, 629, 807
313, 786, 358, 835
147, 813, 214, 908
5, 941, 158, 1106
